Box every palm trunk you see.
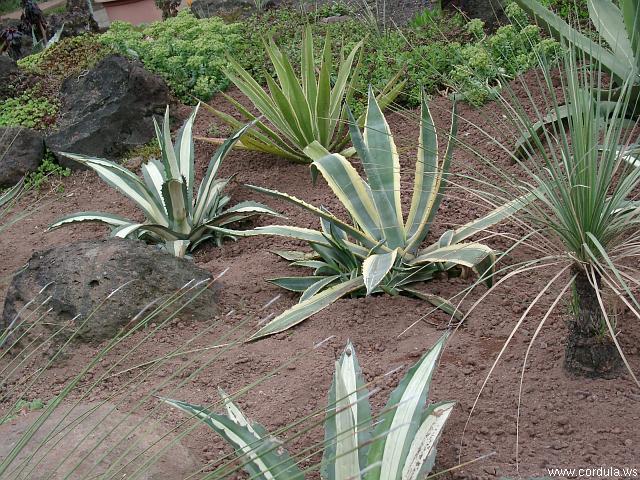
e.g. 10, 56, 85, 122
564, 267, 622, 377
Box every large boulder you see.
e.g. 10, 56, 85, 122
46, 55, 169, 169
1, 238, 217, 344
0, 127, 45, 187
0, 402, 202, 479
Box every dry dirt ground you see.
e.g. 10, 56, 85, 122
1, 73, 639, 479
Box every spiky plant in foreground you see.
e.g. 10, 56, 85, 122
216, 89, 534, 340
50, 105, 278, 257
163, 334, 454, 480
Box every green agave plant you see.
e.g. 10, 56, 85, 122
214, 89, 533, 340
511, 0, 640, 156
201, 25, 405, 163
50, 105, 278, 257
162, 334, 454, 480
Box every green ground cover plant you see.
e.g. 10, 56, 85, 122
17, 34, 114, 79
0, 88, 58, 129
98, 11, 243, 102
50, 105, 278, 257
164, 335, 454, 480
24, 150, 70, 191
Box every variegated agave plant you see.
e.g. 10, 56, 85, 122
50, 105, 278, 257
216, 90, 532, 340
162, 334, 454, 480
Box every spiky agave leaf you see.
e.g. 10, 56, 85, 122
161, 396, 304, 480
322, 341, 372, 480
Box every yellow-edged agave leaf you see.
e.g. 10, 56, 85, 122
405, 100, 458, 252
249, 277, 364, 340
299, 275, 340, 302
401, 401, 456, 480
401, 287, 463, 321
246, 185, 382, 250
174, 103, 199, 202
410, 243, 496, 286
59, 153, 166, 222
268, 276, 328, 292
363, 249, 398, 295
365, 334, 448, 480
359, 88, 404, 248
324, 341, 372, 480
450, 191, 536, 244
161, 397, 303, 480
162, 179, 190, 234
331, 369, 362, 480
310, 154, 383, 242
0, 179, 23, 208
49, 212, 132, 230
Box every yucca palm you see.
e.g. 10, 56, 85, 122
511, 0, 640, 156
162, 334, 454, 480
201, 26, 404, 163
500, 46, 640, 377
50, 105, 278, 257
215, 89, 533, 340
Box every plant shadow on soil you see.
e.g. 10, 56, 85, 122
0, 70, 639, 479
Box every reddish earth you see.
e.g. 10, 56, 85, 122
1, 73, 639, 479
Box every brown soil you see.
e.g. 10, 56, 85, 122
1, 72, 639, 479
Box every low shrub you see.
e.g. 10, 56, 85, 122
98, 11, 243, 102
0, 89, 59, 129
25, 150, 70, 191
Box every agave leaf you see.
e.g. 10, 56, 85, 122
411, 243, 496, 287
315, 31, 333, 146
326, 356, 362, 480
161, 398, 303, 480
193, 119, 256, 225
0, 179, 24, 209
449, 191, 536, 244
299, 275, 341, 302
401, 287, 463, 321
322, 341, 372, 480
587, 0, 635, 68
361, 87, 404, 249
365, 334, 447, 480
271, 250, 319, 261
309, 154, 383, 243
328, 39, 363, 140
363, 249, 398, 295
162, 179, 190, 234
405, 100, 458, 251
268, 276, 327, 292
249, 277, 364, 340
59, 153, 166, 222
174, 103, 199, 204
401, 401, 455, 480
49, 211, 132, 230
245, 185, 381, 251
512, 0, 632, 80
